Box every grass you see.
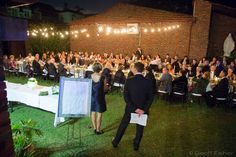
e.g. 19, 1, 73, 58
6, 74, 236, 157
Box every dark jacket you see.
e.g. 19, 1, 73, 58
102, 68, 112, 86
124, 74, 154, 113
212, 77, 229, 98
202, 65, 210, 73
114, 70, 126, 84
48, 63, 57, 77
172, 61, 180, 73
58, 63, 67, 77
32, 60, 41, 75
145, 71, 156, 93
192, 77, 209, 94
172, 76, 188, 93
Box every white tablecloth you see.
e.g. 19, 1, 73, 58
6, 82, 58, 113
6, 82, 70, 127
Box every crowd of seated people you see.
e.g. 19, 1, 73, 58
3, 48, 236, 107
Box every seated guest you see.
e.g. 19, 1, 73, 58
195, 66, 202, 79
171, 55, 181, 73
85, 63, 94, 79
55, 53, 61, 63
113, 64, 126, 86
32, 53, 41, 75
227, 68, 234, 81
182, 56, 189, 65
205, 70, 229, 107
127, 63, 135, 79
42, 59, 50, 76
58, 58, 68, 77
25, 53, 34, 63
166, 64, 175, 75
228, 61, 236, 75
158, 67, 172, 93
42, 53, 47, 63
150, 55, 162, 72
181, 64, 189, 77
172, 70, 188, 94
145, 66, 156, 93
164, 53, 171, 64
192, 72, 209, 95
187, 66, 195, 77
201, 60, 210, 73
210, 65, 216, 79
8, 55, 17, 70
215, 60, 224, 76
209, 57, 217, 66
48, 58, 58, 77
190, 59, 198, 76
66, 55, 73, 65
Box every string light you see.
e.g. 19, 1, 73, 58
121, 28, 127, 34
98, 26, 103, 32
32, 32, 37, 36
27, 24, 180, 38
106, 26, 111, 33
81, 29, 87, 33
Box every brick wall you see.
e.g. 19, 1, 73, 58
208, 12, 236, 57
0, 55, 15, 156
70, 21, 192, 58
189, 0, 212, 59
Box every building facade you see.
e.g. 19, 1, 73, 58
70, 0, 236, 59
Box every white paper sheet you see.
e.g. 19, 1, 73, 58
130, 113, 148, 126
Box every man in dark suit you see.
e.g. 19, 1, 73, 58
112, 62, 154, 151
32, 53, 41, 76
205, 70, 229, 107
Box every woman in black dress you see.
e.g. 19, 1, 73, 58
91, 62, 107, 135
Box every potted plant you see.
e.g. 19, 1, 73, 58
12, 119, 43, 157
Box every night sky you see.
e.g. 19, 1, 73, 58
39, 0, 236, 14
39, 0, 122, 13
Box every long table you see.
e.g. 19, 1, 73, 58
6, 82, 65, 127
6, 82, 58, 113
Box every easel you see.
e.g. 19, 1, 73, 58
66, 118, 82, 146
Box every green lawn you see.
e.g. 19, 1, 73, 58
6, 74, 236, 157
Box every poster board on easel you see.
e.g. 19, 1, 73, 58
54, 77, 92, 127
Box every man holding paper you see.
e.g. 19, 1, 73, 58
112, 62, 154, 151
